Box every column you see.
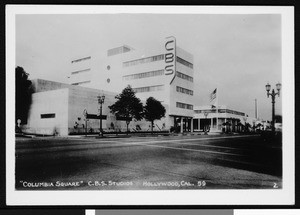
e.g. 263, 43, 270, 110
174, 117, 176, 128
180, 117, 183, 133
191, 118, 193, 133
210, 117, 213, 131
198, 119, 200, 132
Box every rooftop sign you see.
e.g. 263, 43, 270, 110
165, 36, 176, 84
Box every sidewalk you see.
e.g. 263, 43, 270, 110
64, 131, 250, 140
15, 131, 254, 140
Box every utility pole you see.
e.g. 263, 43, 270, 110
255, 99, 257, 119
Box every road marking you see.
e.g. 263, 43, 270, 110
172, 134, 258, 142
118, 135, 259, 156
16, 135, 258, 154
171, 142, 240, 150
126, 142, 243, 156
121, 134, 258, 146
68, 134, 258, 143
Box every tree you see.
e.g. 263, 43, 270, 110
109, 85, 143, 134
245, 122, 252, 133
144, 97, 166, 134
15, 66, 33, 125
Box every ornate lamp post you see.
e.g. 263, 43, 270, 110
265, 82, 281, 132
97, 95, 105, 137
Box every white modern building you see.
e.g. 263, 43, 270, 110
193, 105, 257, 133
21, 37, 259, 136
22, 37, 196, 135
68, 36, 195, 132
23, 79, 117, 135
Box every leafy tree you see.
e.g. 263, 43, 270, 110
109, 85, 143, 134
245, 122, 252, 133
144, 97, 166, 134
15, 66, 33, 125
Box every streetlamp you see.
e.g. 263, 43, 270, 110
97, 94, 105, 137
265, 82, 281, 132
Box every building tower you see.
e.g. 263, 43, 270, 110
69, 37, 195, 131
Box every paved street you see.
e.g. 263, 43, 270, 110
15, 134, 282, 190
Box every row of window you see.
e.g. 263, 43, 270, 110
195, 109, 216, 114
123, 54, 164, 67
71, 68, 91, 75
71, 80, 91, 86
107, 46, 131, 57
194, 109, 245, 116
71, 56, 91, 64
176, 71, 193, 82
176, 86, 193, 96
176, 56, 193, 69
123, 69, 164, 80
219, 109, 246, 116
122, 54, 193, 70
176, 102, 193, 110
133, 85, 164, 93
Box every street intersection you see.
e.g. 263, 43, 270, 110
15, 134, 282, 190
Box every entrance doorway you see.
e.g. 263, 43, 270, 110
172, 116, 193, 133
200, 118, 211, 132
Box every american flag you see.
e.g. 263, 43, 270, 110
210, 88, 217, 102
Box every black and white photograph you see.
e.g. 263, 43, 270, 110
6, 5, 294, 205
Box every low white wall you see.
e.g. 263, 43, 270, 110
23, 88, 69, 136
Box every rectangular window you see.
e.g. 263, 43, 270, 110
107, 46, 131, 56
218, 109, 226, 113
225, 109, 245, 116
41, 113, 55, 119
71, 68, 91, 75
123, 54, 164, 67
176, 102, 193, 110
176, 56, 193, 69
71, 56, 91, 63
71, 80, 91, 85
194, 109, 213, 113
123, 69, 164, 80
176, 71, 193, 82
133, 85, 164, 93
194, 109, 245, 116
176, 86, 193, 96
123, 46, 131, 53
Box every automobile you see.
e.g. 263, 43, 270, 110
275, 123, 282, 132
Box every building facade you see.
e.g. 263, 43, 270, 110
21, 37, 258, 136
24, 79, 173, 136
23, 80, 258, 136
68, 37, 195, 132
193, 105, 257, 133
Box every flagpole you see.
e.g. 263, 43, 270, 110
216, 88, 218, 131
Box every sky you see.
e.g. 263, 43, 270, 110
15, 11, 282, 121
